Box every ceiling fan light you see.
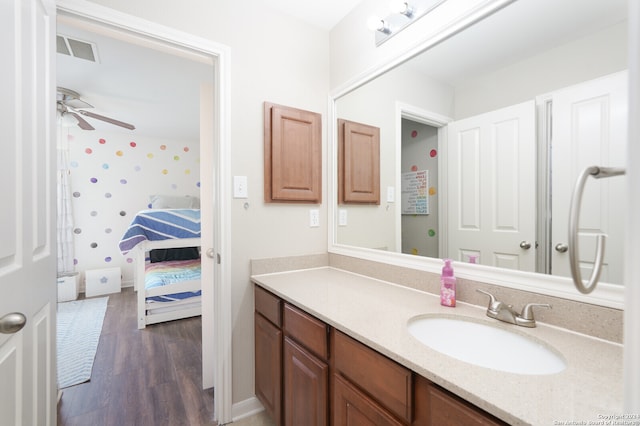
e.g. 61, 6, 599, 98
60, 111, 77, 127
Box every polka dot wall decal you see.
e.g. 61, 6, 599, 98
119, 211, 127, 216
85, 148, 93, 154
90, 177, 98, 183
411, 165, 418, 172
171, 184, 177, 190
74, 259, 78, 265
90, 211, 98, 217
183, 147, 189, 152
428, 229, 436, 237
105, 192, 112, 198
70, 161, 78, 168
120, 179, 128, 184
174, 155, 180, 161
126, 258, 133, 263
73, 192, 81, 198
116, 150, 124, 157
160, 145, 167, 150
411, 248, 418, 255
73, 228, 82, 234
185, 169, 191, 175
411, 130, 418, 138
102, 163, 109, 169
104, 256, 112, 262
197, 182, 201, 187
429, 187, 436, 196
90, 242, 98, 248
134, 165, 141, 172
99, 138, 106, 144
105, 228, 112, 234
130, 142, 137, 148
162, 169, 168, 175
430, 149, 437, 158
147, 153, 154, 159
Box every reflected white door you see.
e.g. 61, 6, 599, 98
0, 0, 57, 425
447, 100, 536, 271
550, 72, 627, 283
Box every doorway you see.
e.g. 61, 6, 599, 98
55, 4, 232, 423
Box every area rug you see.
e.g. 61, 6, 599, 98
57, 296, 108, 388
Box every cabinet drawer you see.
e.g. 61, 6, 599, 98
332, 330, 412, 423
255, 284, 282, 327
283, 303, 328, 360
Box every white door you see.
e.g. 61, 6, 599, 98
0, 0, 57, 425
550, 72, 627, 283
446, 101, 536, 271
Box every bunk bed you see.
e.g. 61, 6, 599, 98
119, 208, 201, 329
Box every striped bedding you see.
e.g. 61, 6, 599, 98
144, 258, 201, 303
119, 209, 201, 254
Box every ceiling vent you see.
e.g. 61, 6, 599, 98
56, 34, 99, 63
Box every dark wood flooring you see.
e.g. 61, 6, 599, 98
57, 288, 216, 426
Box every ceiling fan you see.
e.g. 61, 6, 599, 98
56, 87, 136, 131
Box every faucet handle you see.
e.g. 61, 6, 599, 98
476, 289, 500, 311
520, 303, 551, 320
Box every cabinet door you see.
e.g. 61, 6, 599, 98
413, 375, 506, 426
333, 374, 404, 426
255, 313, 282, 425
283, 337, 328, 426
338, 119, 381, 204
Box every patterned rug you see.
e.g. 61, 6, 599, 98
57, 297, 108, 388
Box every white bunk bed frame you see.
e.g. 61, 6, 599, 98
133, 237, 202, 329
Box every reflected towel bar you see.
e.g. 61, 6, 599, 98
568, 166, 626, 294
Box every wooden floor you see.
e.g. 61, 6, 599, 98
57, 288, 216, 426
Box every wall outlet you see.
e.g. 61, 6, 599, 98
233, 176, 248, 198
338, 209, 348, 226
309, 209, 320, 227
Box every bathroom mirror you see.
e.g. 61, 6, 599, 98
330, 0, 628, 305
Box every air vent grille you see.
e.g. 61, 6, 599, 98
56, 34, 98, 63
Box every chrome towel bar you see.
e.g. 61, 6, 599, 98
568, 166, 626, 294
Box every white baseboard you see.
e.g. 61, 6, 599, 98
232, 396, 265, 422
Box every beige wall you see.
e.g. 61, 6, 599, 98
86, 0, 330, 405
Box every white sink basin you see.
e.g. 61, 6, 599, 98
407, 315, 566, 375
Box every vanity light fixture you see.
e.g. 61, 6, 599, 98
368, 0, 447, 46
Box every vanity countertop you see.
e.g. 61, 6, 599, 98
251, 267, 624, 426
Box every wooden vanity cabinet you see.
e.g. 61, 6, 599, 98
254, 285, 507, 426
254, 286, 283, 425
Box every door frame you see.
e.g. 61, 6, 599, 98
394, 103, 452, 257
55, 1, 233, 423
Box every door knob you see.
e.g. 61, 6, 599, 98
519, 241, 532, 250
0, 312, 27, 334
206, 248, 215, 259
555, 243, 568, 253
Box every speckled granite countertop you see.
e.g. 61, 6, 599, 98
251, 267, 623, 426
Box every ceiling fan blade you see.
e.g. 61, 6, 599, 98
78, 110, 136, 130
57, 87, 93, 109
69, 112, 95, 130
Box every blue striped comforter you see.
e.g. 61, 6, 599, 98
119, 209, 201, 254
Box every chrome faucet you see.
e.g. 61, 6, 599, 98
476, 289, 551, 328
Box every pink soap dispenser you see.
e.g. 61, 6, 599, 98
440, 259, 456, 307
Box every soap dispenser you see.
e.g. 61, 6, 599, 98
440, 259, 456, 307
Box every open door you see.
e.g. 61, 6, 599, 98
446, 101, 536, 271
0, 0, 58, 424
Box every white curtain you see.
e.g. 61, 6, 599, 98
57, 122, 75, 274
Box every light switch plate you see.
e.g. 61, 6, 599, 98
309, 209, 320, 227
387, 186, 395, 203
338, 209, 348, 226
233, 176, 248, 198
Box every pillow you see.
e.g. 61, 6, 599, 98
149, 194, 200, 209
